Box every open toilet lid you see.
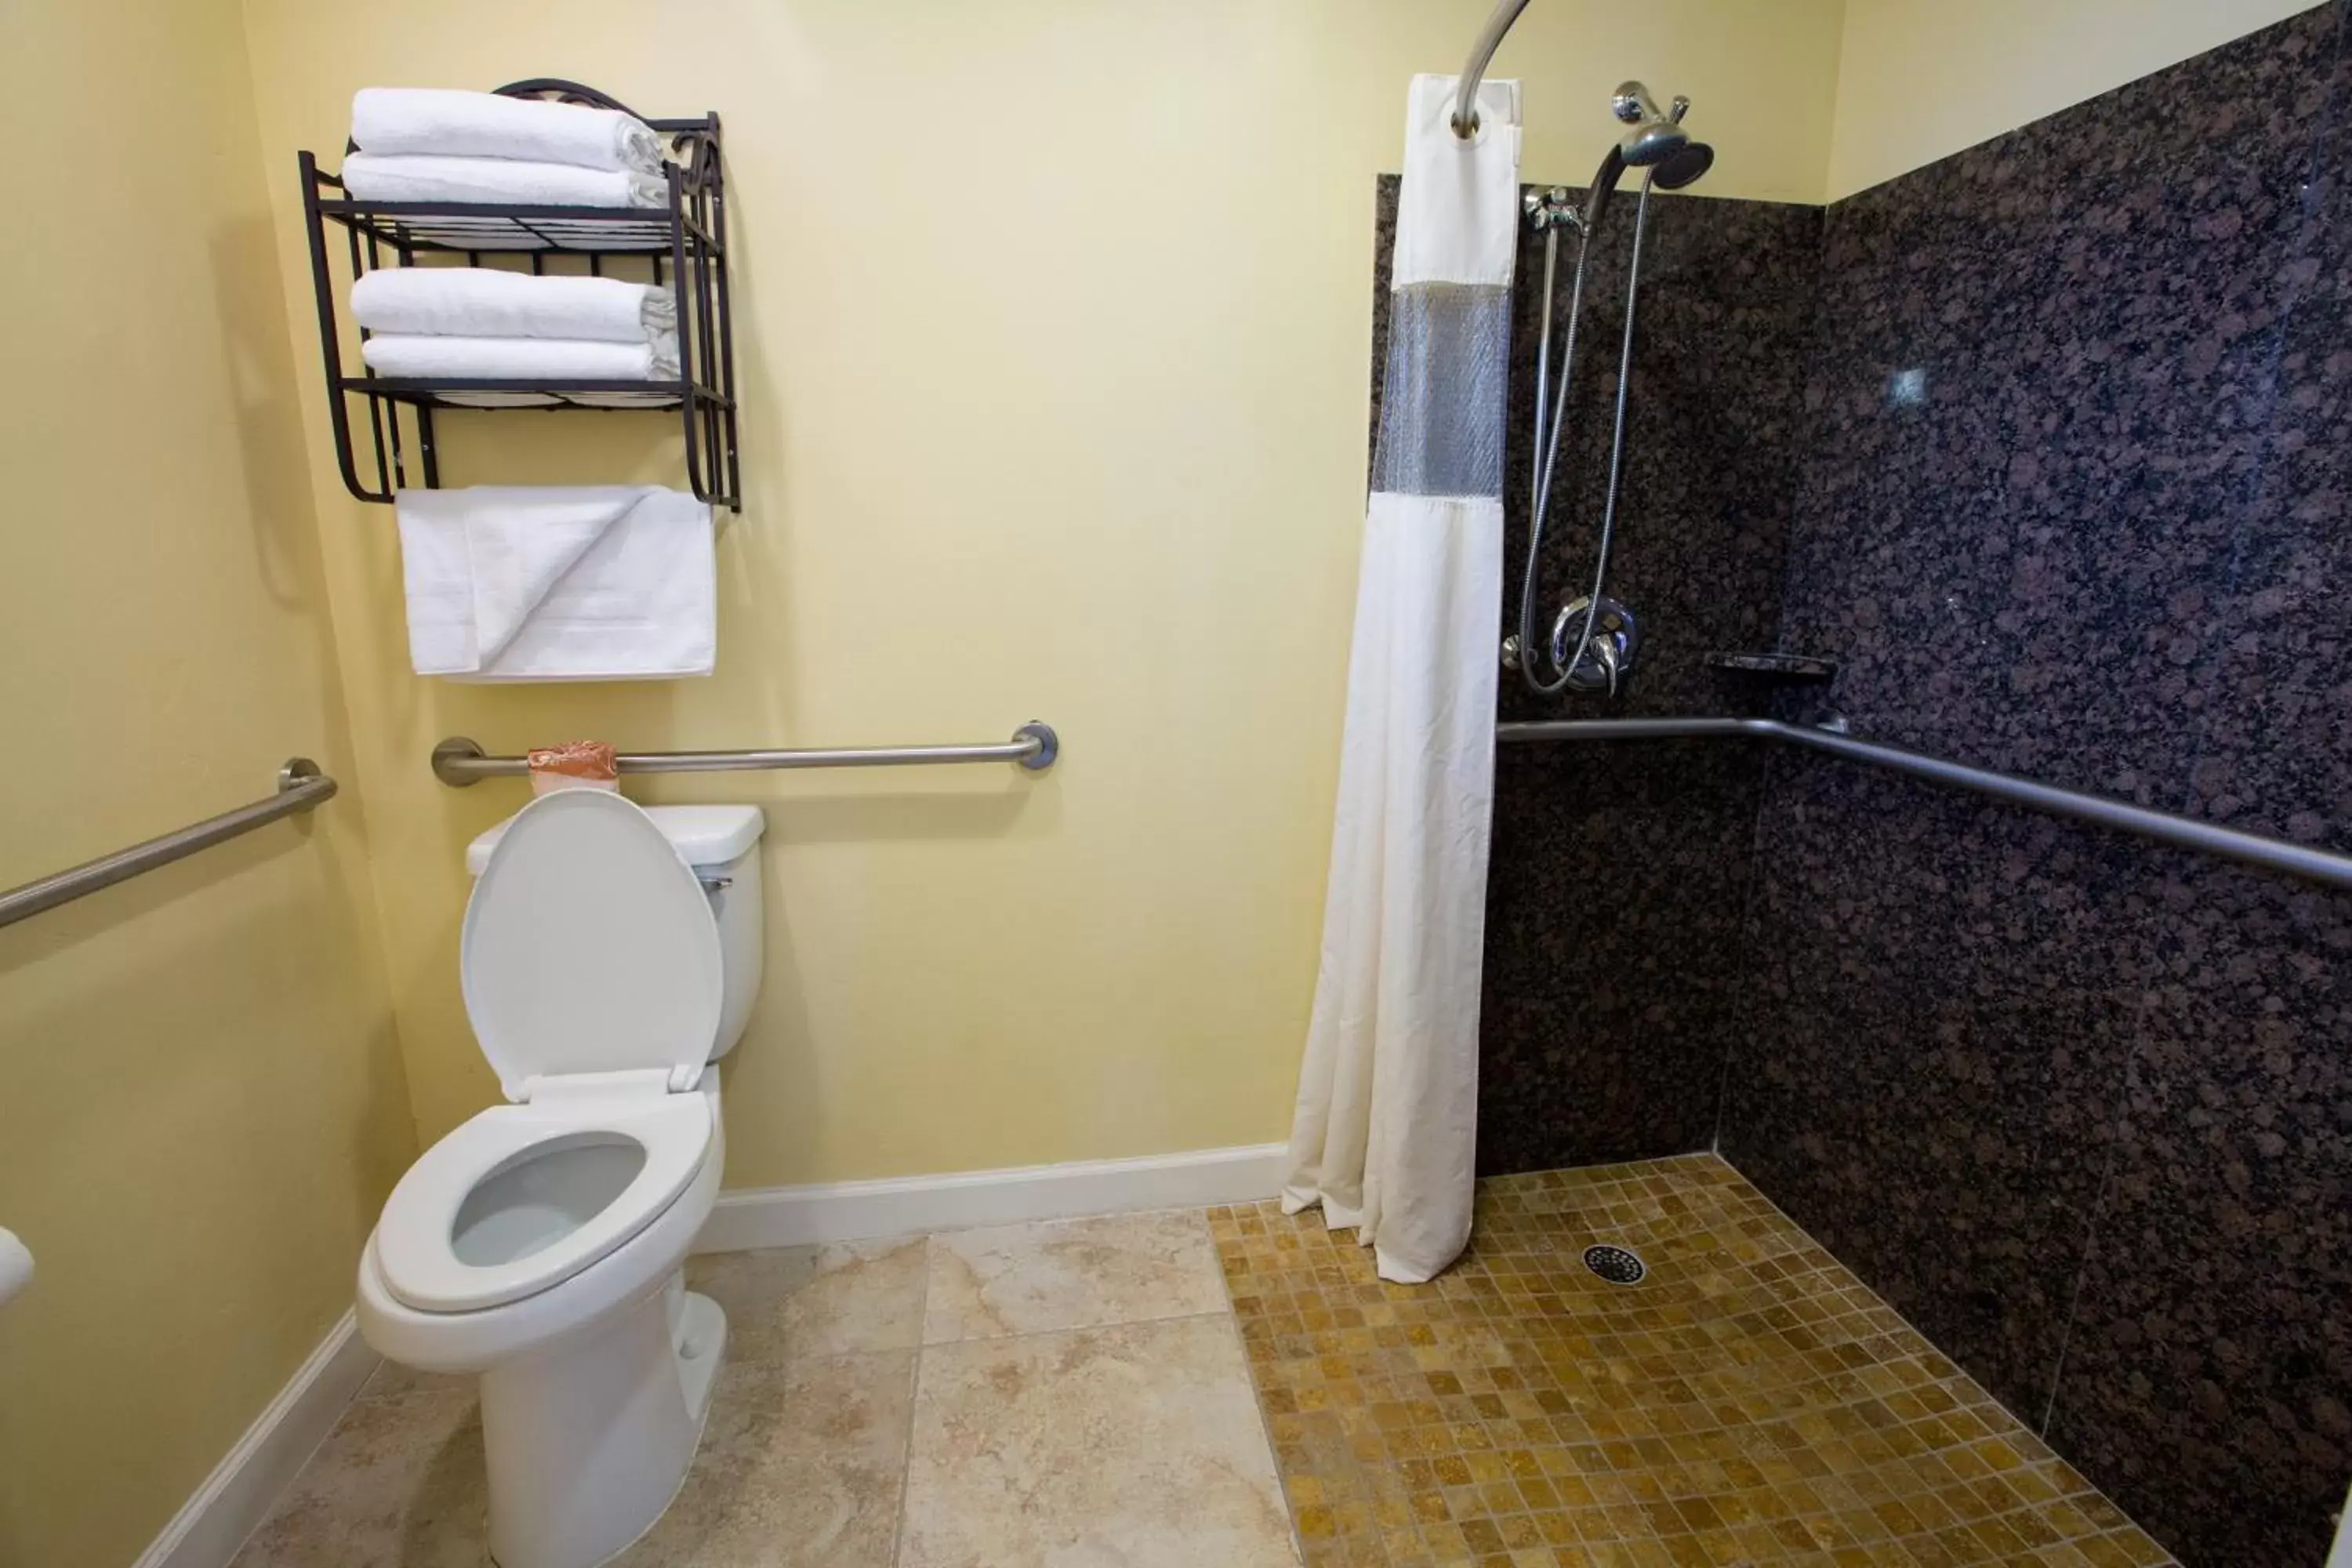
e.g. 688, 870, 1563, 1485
462, 789, 724, 1100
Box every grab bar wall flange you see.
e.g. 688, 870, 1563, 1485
0, 758, 338, 931
1495, 717, 2352, 896
432, 723, 1061, 788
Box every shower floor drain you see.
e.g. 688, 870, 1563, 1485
1583, 1243, 1646, 1285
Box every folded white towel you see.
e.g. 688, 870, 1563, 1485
353, 88, 664, 174
361, 333, 679, 381
352, 268, 674, 344
396, 486, 714, 681
341, 152, 665, 209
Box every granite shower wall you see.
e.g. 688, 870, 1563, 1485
1363, 176, 1823, 1177
1720, 6, 2352, 1564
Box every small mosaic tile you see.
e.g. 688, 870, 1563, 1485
1210, 1155, 2177, 1567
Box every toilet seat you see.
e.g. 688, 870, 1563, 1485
462, 788, 725, 1101
376, 789, 733, 1315
374, 1090, 713, 1313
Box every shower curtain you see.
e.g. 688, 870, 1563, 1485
1283, 74, 1519, 1284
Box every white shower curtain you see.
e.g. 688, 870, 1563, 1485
1283, 74, 1519, 1284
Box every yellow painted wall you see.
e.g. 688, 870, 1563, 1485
1826, 0, 2325, 198
10, 0, 2339, 1557
0, 2, 415, 1565
238, 0, 1846, 1189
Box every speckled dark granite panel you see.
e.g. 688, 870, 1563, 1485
2045, 857, 2352, 1566
2040, 19, 2352, 1559
1365, 177, 1820, 1172
1487, 183, 1818, 1174
1726, 7, 2352, 1566
1494, 185, 1824, 723
1479, 739, 1766, 1174
2195, 13, 2352, 853
1728, 750, 2156, 1419
1777, 9, 2339, 803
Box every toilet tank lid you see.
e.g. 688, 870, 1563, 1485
468, 803, 764, 876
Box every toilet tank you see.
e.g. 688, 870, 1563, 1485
465, 802, 767, 1062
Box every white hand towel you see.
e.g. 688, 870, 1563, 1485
352, 268, 674, 344
361, 333, 678, 381
341, 152, 666, 210
396, 487, 714, 681
353, 88, 664, 174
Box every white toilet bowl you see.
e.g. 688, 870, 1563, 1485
355, 790, 766, 1568
358, 1078, 727, 1568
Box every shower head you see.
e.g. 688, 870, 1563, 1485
1619, 118, 1690, 168
1653, 141, 1715, 190
1581, 84, 1705, 227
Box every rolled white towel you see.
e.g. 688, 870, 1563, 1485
353, 269, 674, 345
341, 152, 665, 210
361, 333, 680, 381
353, 88, 664, 174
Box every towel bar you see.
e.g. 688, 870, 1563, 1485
0, 760, 337, 931
431, 724, 1060, 786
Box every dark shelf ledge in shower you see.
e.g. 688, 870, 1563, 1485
1705, 651, 1840, 682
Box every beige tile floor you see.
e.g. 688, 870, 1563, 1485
230, 1213, 1297, 1567
232, 1160, 2179, 1568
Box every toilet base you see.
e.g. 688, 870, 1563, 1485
479, 1275, 727, 1568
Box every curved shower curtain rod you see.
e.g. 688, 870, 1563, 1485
1450, 0, 1536, 137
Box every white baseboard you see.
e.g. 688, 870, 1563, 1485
134, 1310, 380, 1568
694, 1142, 1289, 1253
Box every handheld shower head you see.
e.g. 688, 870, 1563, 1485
1653, 141, 1715, 190
1582, 143, 1630, 234
1581, 85, 1711, 224
1619, 118, 1690, 168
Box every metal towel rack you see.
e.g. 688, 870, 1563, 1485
1497, 717, 2352, 895
431, 723, 1060, 787
0, 760, 338, 931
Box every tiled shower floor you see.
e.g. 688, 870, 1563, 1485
231, 1156, 2173, 1566
1213, 1154, 2175, 1566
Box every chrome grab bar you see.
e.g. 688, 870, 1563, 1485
1497, 717, 2352, 895
431, 723, 1061, 787
0, 759, 338, 931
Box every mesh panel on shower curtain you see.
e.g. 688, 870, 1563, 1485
1282, 74, 1517, 1285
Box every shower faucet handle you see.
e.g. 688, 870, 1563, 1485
1552, 595, 1640, 697
1592, 633, 1622, 698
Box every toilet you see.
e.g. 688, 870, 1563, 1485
354, 789, 765, 1568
